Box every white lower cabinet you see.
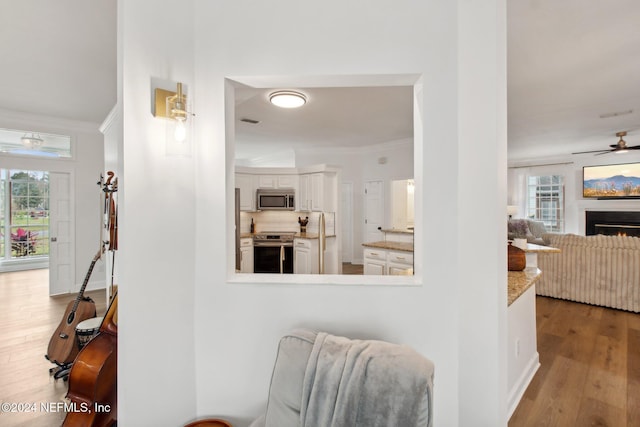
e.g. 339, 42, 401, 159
363, 248, 413, 275
240, 238, 253, 273
363, 248, 387, 275
294, 238, 317, 274
387, 251, 414, 275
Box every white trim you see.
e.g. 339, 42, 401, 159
507, 352, 540, 419
0, 108, 101, 132
0, 257, 48, 272
226, 74, 423, 287
99, 104, 120, 134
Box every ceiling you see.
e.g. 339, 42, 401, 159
1, 1, 639, 162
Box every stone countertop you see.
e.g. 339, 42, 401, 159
381, 228, 414, 234
240, 232, 336, 239
520, 242, 561, 254
508, 267, 542, 306
362, 241, 414, 252
294, 232, 336, 239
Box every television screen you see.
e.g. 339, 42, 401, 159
583, 162, 640, 198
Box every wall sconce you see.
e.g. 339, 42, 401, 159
153, 82, 193, 155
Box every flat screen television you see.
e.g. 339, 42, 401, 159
583, 162, 640, 199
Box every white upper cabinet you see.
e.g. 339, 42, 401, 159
258, 174, 298, 189
236, 173, 256, 211
298, 172, 335, 212
298, 174, 311, 211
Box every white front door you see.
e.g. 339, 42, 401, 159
49, 172, 75, 295
364, 180, 384, 244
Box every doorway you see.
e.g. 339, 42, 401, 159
364, 180, 384, 244
0, 169, 74, 295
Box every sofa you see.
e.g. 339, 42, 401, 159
537, 234, 640, 312
249, 329, 434, 427
508, 219, 550, 246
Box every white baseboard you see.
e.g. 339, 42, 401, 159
507, 352, 540, 419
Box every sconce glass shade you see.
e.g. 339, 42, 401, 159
153, 81, 192, 156
173, 120, 186, 143
269, 91, 307, 108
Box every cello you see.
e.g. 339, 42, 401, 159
62, 292, 118, 427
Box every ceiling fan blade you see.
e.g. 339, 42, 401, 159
628, 145, 640, 150
572, 149, 612, 155
595, 151, 614, 155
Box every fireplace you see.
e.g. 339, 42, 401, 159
585, 211, 640, 237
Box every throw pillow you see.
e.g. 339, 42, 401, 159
508, 219, 531, 238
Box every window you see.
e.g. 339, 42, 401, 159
527, 175, 564, 232
0, 170, 50, 260
0, 128, 72, 158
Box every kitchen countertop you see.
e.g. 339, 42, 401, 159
508, 267, 542, 306
295, 232, 336, 239
362, 241, 414, 252
240, 232, 336, 239
381, 228, 414, 234
516, 242, 561, 254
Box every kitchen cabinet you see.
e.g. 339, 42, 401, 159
236, 174, 256, 211
240, 238, 253, 273
298, 175, 311, 211
294, 238, 317, 274
298, 172, 334, 212
363, 248, 413, 275
258, 174, 298, 189
386, 251, 414, 275
363, 248, 387, 275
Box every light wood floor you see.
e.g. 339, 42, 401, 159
341, 262, 364, 274
2, 270, 639, 426
0, 269, 106, 427
510, 296, 640, 426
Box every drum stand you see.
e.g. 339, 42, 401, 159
47, 316, 103, 381
48, 359, 73, 381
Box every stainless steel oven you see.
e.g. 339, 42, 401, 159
253, 232, 294, 274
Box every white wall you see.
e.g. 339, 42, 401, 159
116, 0, 507, 426
117, 0, 197, 425
508, 151, 640, 234
190, 2, 506, 427
0, 108, 105, 289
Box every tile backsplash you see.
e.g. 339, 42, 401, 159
240, 211, 335, 235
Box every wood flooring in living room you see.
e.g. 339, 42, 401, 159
1, 269, 639, 426
0, 269, 107, 427
509, 295, 640, 426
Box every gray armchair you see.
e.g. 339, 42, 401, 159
250, 329, 434, 427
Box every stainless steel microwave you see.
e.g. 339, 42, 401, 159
256, 188, 295, 210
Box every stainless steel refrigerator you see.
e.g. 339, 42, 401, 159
235, 188, 241, 271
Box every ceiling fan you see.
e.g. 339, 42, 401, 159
572, 131, 640, 155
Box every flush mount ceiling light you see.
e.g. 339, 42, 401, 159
269, 91, 307, 108
21, 133, 44, 149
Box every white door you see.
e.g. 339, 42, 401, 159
49, 172, 75, 295
364, 180, 384, 244
341, 182, 353, 263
